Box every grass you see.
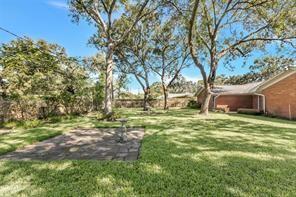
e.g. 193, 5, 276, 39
0, 108, 296, 196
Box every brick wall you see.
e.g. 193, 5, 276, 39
215, 95, 253, 111
252, 95, 264, 111
262, 73, 296, 119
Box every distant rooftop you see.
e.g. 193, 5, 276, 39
157, 93, 194, 99
212, 82, 263, 95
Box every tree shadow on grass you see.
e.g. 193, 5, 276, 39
0, 115, 296, 196
228, 113, 296, 125
0, 131, 295, 196
0, 128, 62, 155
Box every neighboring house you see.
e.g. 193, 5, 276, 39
196, 69, 296, 119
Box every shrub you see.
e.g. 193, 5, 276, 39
48, 116, 63, 123
3, 119, 42, 129
22, 119, 42, 128
187, 100, 201, 109
237, 108, 262, 115
97, 111, 122, 121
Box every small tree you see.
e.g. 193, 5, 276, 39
83, 53, 106, 110
115, 48, 153, 111
69, 0, 154, 115
150, 17, 190, 109
115, 17, 155, 111
169, 75, 198, 94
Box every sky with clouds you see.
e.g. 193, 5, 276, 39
0, 0, 287, 92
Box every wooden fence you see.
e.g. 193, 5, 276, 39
115, 97, 194, 109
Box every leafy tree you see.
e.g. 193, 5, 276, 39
0, 38, 63, 106
0, 38, 95, 119
168, 0, 296, 115
150, 14, 190, 109
116, 53, 153, 111
113, 73, 129, 99
169, 75, 199, 93
220, 56, 295, 85
114, 11, 157, 111
149, 82, 163, 98
69, 0, 155, 115
83, 53, 106, 110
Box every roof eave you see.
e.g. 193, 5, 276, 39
255, 70, 296, 93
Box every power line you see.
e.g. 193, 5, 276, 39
0, 26, 60, 58
0, 26, 84, 63
0, 27, 23, 39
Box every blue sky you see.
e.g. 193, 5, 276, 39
0, 0, 287, 93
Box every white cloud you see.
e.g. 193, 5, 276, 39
47, 1, 68, 10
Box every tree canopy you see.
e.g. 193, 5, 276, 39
0, 38, 101, 119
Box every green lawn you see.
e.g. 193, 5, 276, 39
0, 109, 296, 196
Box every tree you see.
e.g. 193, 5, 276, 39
169, 75, 198, 93
113, 73, 129, 99
0, 38, 63, 103
220, 56, 295, 84
83, 53, 106, 110
172, 0, 296, 115
150, 15, 190, 109
114, 11, 157, 111
0, 38, 94, 119
69, 0, 154, 115
115, 46, 153, 111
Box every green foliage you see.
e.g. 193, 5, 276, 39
187, 99, 200, 109
237, 108, 262, 115
149, 82, 163, 98
0, 38, 102, 120
217, 56, 295, 85
69, 0, 155, 114
117, 91, 143, 99
3, 119, 42, 129
169, 75, 198, 93
96, 111, 122, 121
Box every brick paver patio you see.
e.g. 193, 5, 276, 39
0, 128, 144, 161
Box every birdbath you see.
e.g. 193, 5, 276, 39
117, 118, 128, 143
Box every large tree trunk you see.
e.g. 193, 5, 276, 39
200, 85, 211, 115
162, 84, 169, 110
104, 43, 114, 115
143, 87, 151, 111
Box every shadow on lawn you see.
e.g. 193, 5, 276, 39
0, 128, 62, 155
0, 116, 296, 196
227, 113, 296, 126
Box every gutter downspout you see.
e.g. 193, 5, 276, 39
254, 93, 265, 113
213, 94, 221, 110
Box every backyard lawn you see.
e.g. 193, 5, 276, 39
0, 109, 296, 196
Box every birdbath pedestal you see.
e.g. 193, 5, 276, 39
117, 118, 128, 143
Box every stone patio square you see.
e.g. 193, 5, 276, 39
0, 128, 144, 161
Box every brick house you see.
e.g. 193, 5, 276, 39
196, 69, 296, 119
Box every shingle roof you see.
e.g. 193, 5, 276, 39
196, 69, 296, 96
212, 82, 263, 95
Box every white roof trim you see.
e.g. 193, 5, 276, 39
195, 69, 296, 96
255, 70, 296, 93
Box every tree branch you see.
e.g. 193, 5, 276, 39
188, 0, 208, 88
